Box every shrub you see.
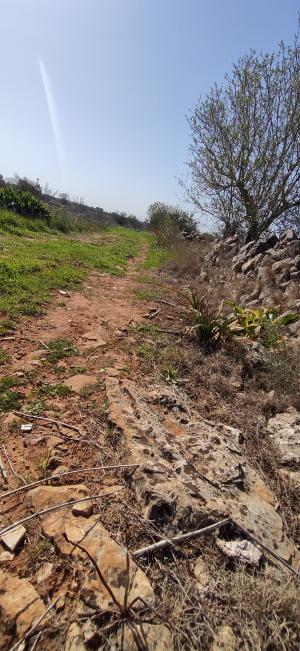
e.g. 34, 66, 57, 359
147, 202, 197, 245
226, 303, 299, 345
0, 186, 51, 221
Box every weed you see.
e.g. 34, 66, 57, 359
0, 319, 16, 335
0, 346, 9, 365
0, 375, 23, 412
37, 383, 72, 398
133, 288, 161, 301
70, 365, 87, 374
36, 449, 52, 476
187, 290, 230, 347
27, 537, 54, 567
226, 302, 299, 343
23, 400, 46, 415
46, 338, 79, 363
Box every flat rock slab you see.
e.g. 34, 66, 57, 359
25, 485, 154, 611
64, 374, 98, 393
106, 379, 298, 566
267, 410, 300, 468
117, 623, 174, 650
1, 524, 26, 552
81, 331, 107, 349
0, 569, 47, 638
216, 538, 262, 566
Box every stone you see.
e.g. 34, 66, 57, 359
241, 254, 263, 275
0, 569, 47, 637
267, 411, 300, 468
106, 379, 298, 565
193, 558, 210, 590
25, 485, 154, 612
72, 500, 93, 517
0, 548, 14, 562
280, 229, 296, 243
117, 623, 174, 651
36, 562, 53, 584
216, 538, 262, 566
272, 258, 293, 274
211, 625, 237, 651
81, 331, 107, 349
64, 622, 86, 651
256, 265, 274, 285
253, 234, 278, 255
1, 525, 26, 552
64, 375, 97, 393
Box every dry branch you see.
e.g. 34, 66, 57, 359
0, 463, 139, 501
2, 446, 27, 486
0, 491, 116, 538
13, 411, 82, 434
132, 518, 231, 557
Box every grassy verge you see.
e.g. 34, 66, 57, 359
0, 212, 151, 316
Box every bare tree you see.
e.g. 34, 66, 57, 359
186, 26, 300, 240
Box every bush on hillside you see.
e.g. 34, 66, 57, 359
147, 202, 197, 245
0, 186, 51, 221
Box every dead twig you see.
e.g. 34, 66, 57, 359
38, 340, 50, 350
2, 446, 27, 486
0, 491, 117, 538
132, 518, 231, 558
13, 411, 82, 434
232, 518, 300, 578
0, 463, 139, 501
9, 596, 59, 651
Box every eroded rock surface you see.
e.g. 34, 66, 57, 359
267, 409, 300, 500
0, 569, 47, 638
25, 485, 154, 611
106, 379, 298, 564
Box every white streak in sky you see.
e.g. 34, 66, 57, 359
38, 59, 65, 181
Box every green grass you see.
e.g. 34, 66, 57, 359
46, 338, 79, 363
0, 346, 9, 365
37, 383, 72, 398
0, 211, 151, 316
0, 375, 23, 412
143, 239, 171, 269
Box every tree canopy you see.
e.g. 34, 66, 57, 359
186, 27, 300, 241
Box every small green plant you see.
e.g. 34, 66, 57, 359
0, 346, 9, 365
0, 375, 23, 412
23, 400, 46, 415
46, 338, 79, 362
0, 319, 16, 335
226, 303, 299, 346
187, 290, 230, 346
37, 383, 72, 398
36, 449, 52, 476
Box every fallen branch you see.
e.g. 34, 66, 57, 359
9, 596, 59, 651
13, 411, 104, 451
0, 464, 139, 501
232, 519, 300, 578
38, 340, 50, 350
13, 411, 82, 434
132, 518, 231, 558
0, 491, 116, 538
2, 446, 27, 486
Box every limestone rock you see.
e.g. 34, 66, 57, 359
193, 558, 211, 590
81, 331, 107, 349
117, 623, 174, 650
0, 569, 47, 637
106, 379, 298, 565
1, 525, 26, 552
64, 375, 97, 393
211, 625, 237, 651
267, 410, 300, 468
25, 485, 154, 612
64, 622, 86, 651
36, 562, 53, 584
216, 538, 262, 566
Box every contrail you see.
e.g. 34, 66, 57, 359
38, 59, 65, 182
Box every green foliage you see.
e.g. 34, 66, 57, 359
187, 293, 299, 348
0, 346, 9, 365
188, 290, 230, 346
0, 375, 23, 412
0, 186, 51, 220
147, 202, 197, 245
226, 303, 299, 345
0, 224, 150, 315
46, 338, 79, 363
37, 383, 72, 398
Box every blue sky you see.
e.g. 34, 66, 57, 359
0, 0, 298, 219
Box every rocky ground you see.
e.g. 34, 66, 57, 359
0, 243, 300, 650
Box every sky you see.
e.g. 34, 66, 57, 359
0, 0, 299, 220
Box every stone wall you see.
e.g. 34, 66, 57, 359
206, 229, 300, 337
